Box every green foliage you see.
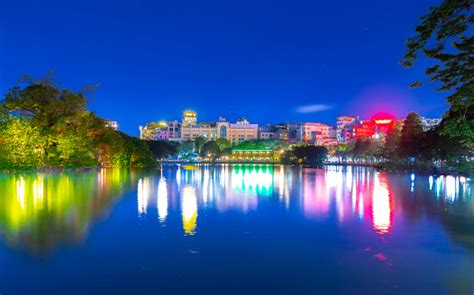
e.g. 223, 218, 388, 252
399, 112, 424, 158
0, 117, 44, 169
351, 137, 384, 162
382, 112, 473, 175
384, 120, 402, 158
177, 140, 195, 159
291, 145, 328, 167
232, 139, 285, 151
403, 0, 473, 142
200, 141, 221, 160
145, 140, 178, 160
0, 77, 157, 170
215, 138, 231, 151
194, 136, 206, 154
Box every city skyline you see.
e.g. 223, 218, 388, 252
0, 0, 450, 135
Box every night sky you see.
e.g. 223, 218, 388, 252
1, 0, 447, 135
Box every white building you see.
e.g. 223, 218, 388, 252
422, 117, 441, 131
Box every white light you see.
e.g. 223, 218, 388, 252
157, 178, 168, 223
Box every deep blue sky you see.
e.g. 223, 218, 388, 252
1, 0, 447, 135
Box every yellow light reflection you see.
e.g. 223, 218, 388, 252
16, 177, 25, 209
0, 170, 136, 255
182, 186, 198, 235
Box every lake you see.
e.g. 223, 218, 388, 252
0, 165, 472, 294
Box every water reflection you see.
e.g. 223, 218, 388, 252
372, 173, 392, 234
157, 177, 168, 223
134, 165, 472, 243
0, 169, 141, 255
0, 166, 472, 255
182, 186, 198, 235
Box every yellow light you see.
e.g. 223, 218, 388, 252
182, 186, 198, 235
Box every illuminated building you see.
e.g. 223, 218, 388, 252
421, 117, 441, 131
354, 120, 375, 139
165, 120, 181, 140
181, 122, 217, 141
217, 117, 258, 145
259, 126, 276, 140
140, 121, 181, 140
298, 122, 333, 145
336, 116, 358, 143
231, 149, 278, 162
140, 122, 164, 140
182, 110, 197, 127
180, 111, 217, 140
275, 124, 290, 140
354, 115, 396, 140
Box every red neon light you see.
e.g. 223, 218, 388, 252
374, 119, 392, 124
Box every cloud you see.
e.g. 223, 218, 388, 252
295, 104, 333, 113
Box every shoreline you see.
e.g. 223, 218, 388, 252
0, 162, 471, 177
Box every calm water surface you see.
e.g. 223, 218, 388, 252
0, 165, 472, 294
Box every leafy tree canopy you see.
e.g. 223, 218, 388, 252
402, 0, 473, 142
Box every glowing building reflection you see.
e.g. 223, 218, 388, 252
137, 177, 152, 216
372, 173, 392, 234
231, 165, 273, 196
181, 186, 198, 235
157, 178, 168, 223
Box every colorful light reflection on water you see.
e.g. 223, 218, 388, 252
0, 165, 472, 294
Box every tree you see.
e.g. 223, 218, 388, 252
399, 113, 424, 158
145, 141, 178, 159
0, 75, 157, 169
292, 145, 328, 167
215, 138, 231, 151
178, 141, 195, 159
194, 136, 206, 154
0, 117, 44, 169
402, 0, 473, 142
384, 121, 402, 159
200, 141, 220, 160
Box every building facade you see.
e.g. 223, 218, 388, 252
140, 121, 181, 141
422, 117, 441, 131
258, 125, 276, 140
181, 122, 217, 141
298, 123, 332, 145
217, 118, 258, 145
336, 116, 358, 143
